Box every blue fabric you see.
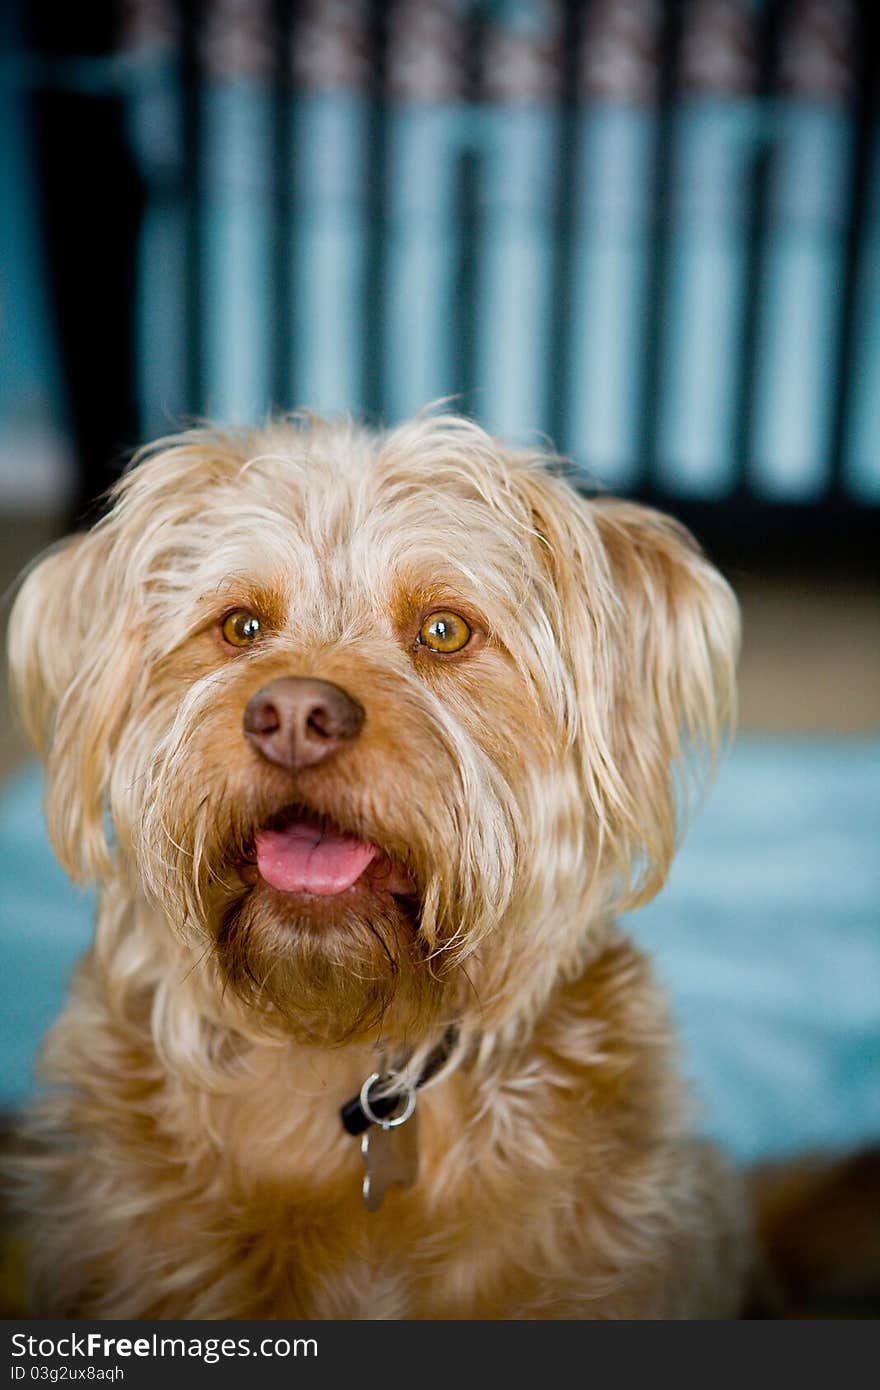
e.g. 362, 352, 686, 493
2, 738, 878, 1163
0, 764, 93, 1101
626, 737, 880, 1161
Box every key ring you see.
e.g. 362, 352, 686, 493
359, 1071, 417, 1129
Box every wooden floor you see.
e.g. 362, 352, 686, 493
736, 570, 880, 736
1, 515, 62, 779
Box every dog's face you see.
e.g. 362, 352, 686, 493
9, 416, 738, 1047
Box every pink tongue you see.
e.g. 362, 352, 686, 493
255, 822, 378, 896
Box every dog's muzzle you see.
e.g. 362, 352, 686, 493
243, 676, 365, 771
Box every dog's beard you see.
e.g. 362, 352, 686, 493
210, 874, 448, 1046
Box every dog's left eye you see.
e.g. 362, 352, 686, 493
417, 611, 471, 654
222, 610, 263, 647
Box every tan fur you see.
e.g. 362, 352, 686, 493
6, 412, 751, 1318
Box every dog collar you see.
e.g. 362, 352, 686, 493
340, 1028, 458, 1211
339, 1027, 457, 1136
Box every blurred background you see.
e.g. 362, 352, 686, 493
0, 0, 878, 1190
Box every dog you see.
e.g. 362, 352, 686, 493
6, 411, 754, 1318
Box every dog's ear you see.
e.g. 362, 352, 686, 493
8, 528, 140, 882
587, 497, 740, 903
515, 468, 740, 909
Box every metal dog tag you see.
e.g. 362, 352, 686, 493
361, 1110, 420, 1212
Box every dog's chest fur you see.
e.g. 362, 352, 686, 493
32, 928, 737, 1319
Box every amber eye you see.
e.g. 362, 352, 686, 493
222, 610, 263, 647
417, 611, 471, 655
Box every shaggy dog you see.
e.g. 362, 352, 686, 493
7, 412, 752, 1318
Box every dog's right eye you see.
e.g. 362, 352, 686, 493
417, 611, 472, 654
222, 610, 263, 647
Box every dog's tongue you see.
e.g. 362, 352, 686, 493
255, 821, 378, 896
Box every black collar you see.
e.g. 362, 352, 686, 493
340, 1028, 458, 1135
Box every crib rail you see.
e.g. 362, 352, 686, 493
16, 0, 880, 563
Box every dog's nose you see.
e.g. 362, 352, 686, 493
243, 677, 365, 771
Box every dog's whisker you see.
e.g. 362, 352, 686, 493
179, 941, 216, 988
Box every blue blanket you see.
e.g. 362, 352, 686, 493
2, 737, 878, 1162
